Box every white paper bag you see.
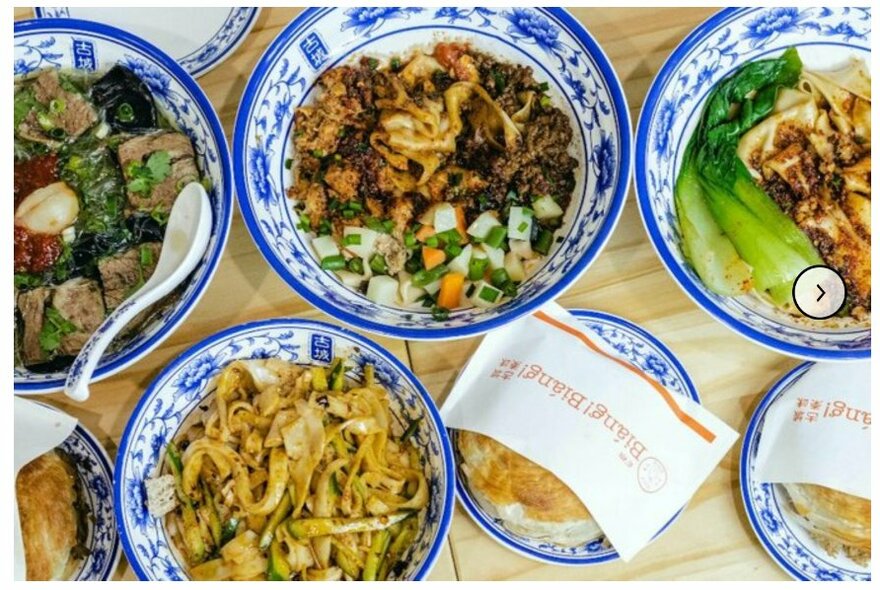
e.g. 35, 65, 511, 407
753, 362, 870, 499
14, 398, 78, 581
442, 303, 739, 561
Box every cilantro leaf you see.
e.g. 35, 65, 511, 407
39, 307, 78, 354
126, 149, 171, 196
146, 150, 171, 181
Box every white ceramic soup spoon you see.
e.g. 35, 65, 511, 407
64, 182, 212, 402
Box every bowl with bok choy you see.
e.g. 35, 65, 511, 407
636, 7, 870, 360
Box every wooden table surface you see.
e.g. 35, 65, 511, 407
17, 7, 801, 581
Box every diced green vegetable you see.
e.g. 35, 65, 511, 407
347, 257, 365, 275
369, 254, 388, 274
412, 265, 448, 287
532, 228, 554, 255
468, 256, 489, 281
484, 226, 508, 249
321, 255, 346, 270
532, 195, 564, 220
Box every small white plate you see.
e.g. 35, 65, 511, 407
740, 363, 871, 581
452, 309, 699, 565
34, 7, 260, 77
26, 403, 121, 581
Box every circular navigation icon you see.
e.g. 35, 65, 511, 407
792, 265, 847, 320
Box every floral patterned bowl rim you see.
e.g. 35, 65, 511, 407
634, 7, 871, 361
740, 362, 870, 581
29, 401, 121, 581
451, 308, 699, 565
33, 7, 261, 78
114, 317, 455, 580
14, 19, 233, 394
232, 7, 632, 341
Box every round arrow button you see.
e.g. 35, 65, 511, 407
792, 265, 847, 320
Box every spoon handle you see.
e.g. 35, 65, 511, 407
63, 279, 171, 402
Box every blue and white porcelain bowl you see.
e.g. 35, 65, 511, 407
635, 7, 871, 361
115, 318, 454, 580
740, 363, 870, 581
452, 309, 698, 565
233, 8, 631, 340
14, 19, 233, 394
29, 403, 122, 580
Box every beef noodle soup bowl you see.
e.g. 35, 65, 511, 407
234, 8, 631, 340
14, 19, 232, 393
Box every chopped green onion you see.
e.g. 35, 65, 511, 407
478, 286, 501, 303
367, 57, 379, 70
539, 95, 552, 108
342, 234, 362, 247
404, 231, 417, 249
431, 306, 449, 321
116, 102, 134, 122
311, 149, 325, 158
321, 255, 346, 270
484, 226, 508, 249
517, 221, 528, 233
342, 209, 355, 219
445, 243, 462, 258
490, 268, 511, 288
404, 255, 422, 274
317, 219, 332, 236
364, 217, 390, 233
468, 257, 489, 281
36, 112, 55, 131
285, 158, 294, 169
347, 201, 363, 213
412, 265, 447, 287
424, 235, 440, 249
49, 98, 66, 114
390, 57, 401, 71
538, 81, 550, 92
448, 172, 462, 187
347, 257, 365, 274
533, 228, 554, 255
369, 254, 388, 274
435, 229, 462, 246
297, 215, 311, 232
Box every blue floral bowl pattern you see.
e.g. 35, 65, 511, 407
29, 403, 121, 580
114, 318, 455, 580
33, 8, 261, 78
14, 19, 233, 394
740, 363, 871, 581
452, 309, 698, 565
233, 7, 631, 340
635, 7, 871, 361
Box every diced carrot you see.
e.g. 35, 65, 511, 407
437, 272, 465, 309
454, 206, 469, 244
422, 247, 446, 270
416, 224, 436, 242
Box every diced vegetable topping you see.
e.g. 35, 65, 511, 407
532, 195, 564, 220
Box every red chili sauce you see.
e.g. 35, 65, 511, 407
14, 153, 64, 274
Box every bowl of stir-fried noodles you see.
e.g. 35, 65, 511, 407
115, 318, 454, 580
